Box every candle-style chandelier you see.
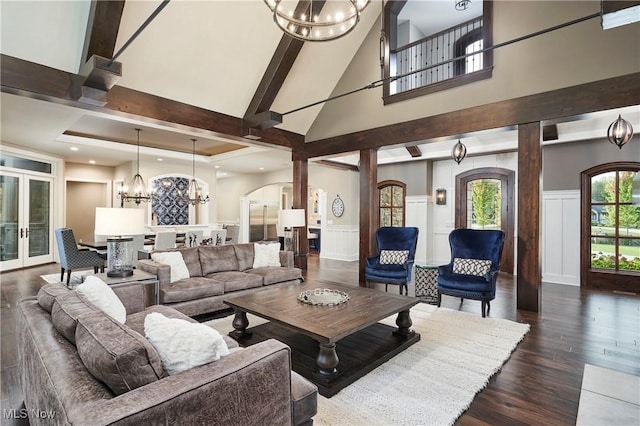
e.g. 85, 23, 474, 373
181, 139, 210, 205
117, 128, 155, 206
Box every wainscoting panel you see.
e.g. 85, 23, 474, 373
319, 226, 359, 262
406, 196, 431, 265
542, 190, 580, 286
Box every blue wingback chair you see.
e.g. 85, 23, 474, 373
365, 227, 419, 295
437, 229, 505, 317
55, 228, 105, 285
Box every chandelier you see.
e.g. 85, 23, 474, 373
181, 139, 210, 205
607, 114, 634, 149
452, 140, 467, 164
263, 0, 370, 42
117, 128, 154, 206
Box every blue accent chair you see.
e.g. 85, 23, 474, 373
437, 229, 505, 317
55, 228, 105, 286
365, 227, 419, 295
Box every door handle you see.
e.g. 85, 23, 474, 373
25, 228, 29, 238
20, 228, 24, 238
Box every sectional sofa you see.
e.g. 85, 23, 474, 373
137, 243, 303, 317
16, 282, 317, 425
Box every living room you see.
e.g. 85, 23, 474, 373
1, 0, 639, 424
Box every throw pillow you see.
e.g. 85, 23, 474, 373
76, 276, 127, 323
144, 312, 229, 375
151, 251, 190, 283
75, 311, 165, 395
253, 242, 281, 268
380, 249, 410, 265
452, 258, 493, 276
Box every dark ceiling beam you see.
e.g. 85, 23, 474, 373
82, 0, 125, 62
243, 1, 325, 137
406, 146, 422, 158
313, 159, 359, 172
295, 72, 640, 160
0, 54, 303, 149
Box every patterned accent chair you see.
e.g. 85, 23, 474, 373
365, 227, 419, 295
55, 228, 105, 285
437, 229, 505, 317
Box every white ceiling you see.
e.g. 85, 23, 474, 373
1, 1, 638, 177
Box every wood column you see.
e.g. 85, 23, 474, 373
293, 159, 308, 270
359, 149, 378, 285
517, 122, 542, 312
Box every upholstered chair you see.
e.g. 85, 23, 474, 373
365, 227, 419, 295
154, 231, 177, 250
55, 228, 105, 285
437, 228, 505, 317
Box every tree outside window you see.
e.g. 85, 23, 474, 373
466, 179, 501, 230
379, 181, 406, 227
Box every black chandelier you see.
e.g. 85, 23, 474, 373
607, 114, 634, 149
452, 140, 467, 164
181, 139, 210, 205
117, 128, 154, 206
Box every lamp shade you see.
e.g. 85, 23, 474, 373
278, 209, 306, 228
95, 208, 145, 236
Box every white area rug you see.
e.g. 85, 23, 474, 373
40, 270, 93, 286
205, 303, 530, 426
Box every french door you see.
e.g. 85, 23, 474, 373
0, 171, 54, 271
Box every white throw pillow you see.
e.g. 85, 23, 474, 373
380, 249, 410, 265
452, 258, 493, 276
253, 242, 281, 268
144, 312, 229, 375
76, 275, 127, 323
151, 251, 190, 283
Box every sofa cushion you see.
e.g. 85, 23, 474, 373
233, 243, 255, 271
37, 283, 69, 313
253, 242, 281, 268
151, 251, 190, 283
126, 304, 198, 335
76, 276, 127, 323
199, 245, 239, 274
249, 267, 302, 285
205, 271, 263, 292
75, 311, 166, 395
160, 277, 225, 304
51, 292, 99, 344
144, 312, 229, 375
452, 257, 492, 277
178, 247, 203, 277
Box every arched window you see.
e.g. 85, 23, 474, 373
454, 28, 483, 75
581, 162, 640, 291
378, 180, 406, 227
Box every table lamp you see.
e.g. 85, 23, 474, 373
95, 207, 145, 277
278, 209, 306, 254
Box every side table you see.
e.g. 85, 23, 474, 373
415, 265, 439, 305
89, 269, 159, 306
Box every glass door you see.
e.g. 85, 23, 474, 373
0, 171, 53, 271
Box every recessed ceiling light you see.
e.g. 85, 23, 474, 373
70, 147, 79, 151
259, 167, 264, 170
157, 158, 163, 161
89, 160, 96, 164
214, 165, 220, 169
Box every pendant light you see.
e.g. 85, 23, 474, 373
452, 140, 467, 164
182, 139, 210, 205
117, 128, 153, 206
607, 114, 634, 149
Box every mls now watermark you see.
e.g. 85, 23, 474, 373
4, 408, 56, 420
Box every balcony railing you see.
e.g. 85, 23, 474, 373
390, 16, 483, 95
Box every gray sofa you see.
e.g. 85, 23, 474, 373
137, 243, 303, 317
17, 282, 317, 425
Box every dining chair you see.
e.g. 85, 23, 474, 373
185, 230, 204, 247
55, 228, 105, 285
154, 231, 177, 250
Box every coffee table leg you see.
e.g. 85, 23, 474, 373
316, 343, 339, 377
229, 310, 252, 339
393, 309, 415, 338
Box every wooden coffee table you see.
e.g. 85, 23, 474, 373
224, 281, 420, 397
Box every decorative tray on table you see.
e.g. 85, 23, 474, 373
297, 288, 350, 306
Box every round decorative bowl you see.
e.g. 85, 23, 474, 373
298, 288, 350, 306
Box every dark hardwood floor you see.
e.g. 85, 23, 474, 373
1, 255, 639, 425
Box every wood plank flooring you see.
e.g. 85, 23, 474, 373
1, 255, 639, 425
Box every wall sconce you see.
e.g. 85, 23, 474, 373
435, 189, 447, 205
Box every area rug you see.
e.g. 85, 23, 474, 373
40, 270, 93, 286
205, 303, 530, 426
